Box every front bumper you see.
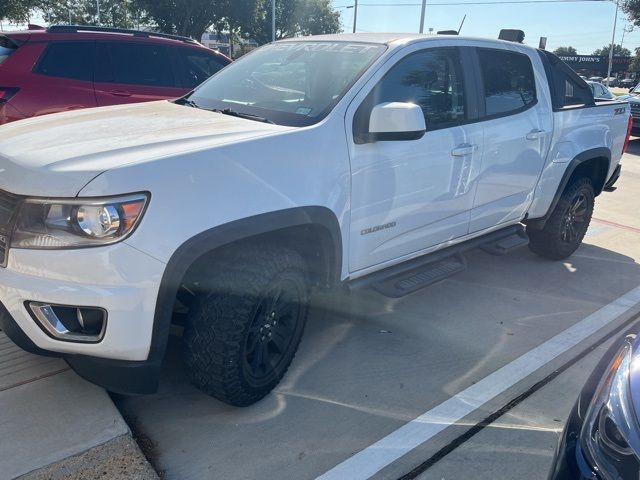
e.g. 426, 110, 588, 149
0, 303, 161, 394
0, 243, 166, 393
548, 402, 599, 480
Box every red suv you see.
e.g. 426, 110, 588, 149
0, 25, 231, 124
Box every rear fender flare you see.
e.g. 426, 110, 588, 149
526, 147, 610, 229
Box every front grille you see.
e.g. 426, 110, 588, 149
0, 190, 22, 267
631, 104, 640, 119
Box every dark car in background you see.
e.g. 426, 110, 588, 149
548, 332, 640, 480
0, 25, 230, 124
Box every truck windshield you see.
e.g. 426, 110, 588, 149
185, 41, 386, 126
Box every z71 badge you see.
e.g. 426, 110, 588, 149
614, 107, 626, 115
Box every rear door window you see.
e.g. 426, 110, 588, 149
95, 42, 176, 87
176, 48, 227, 88
34, 42, 94, 81
477, 48, 536, 117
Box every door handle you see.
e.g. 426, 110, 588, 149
109, 90, 132, 97
526, 129, 546, 140
451, 144, 478, 156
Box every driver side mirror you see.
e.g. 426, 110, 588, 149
366, 102, 426, 142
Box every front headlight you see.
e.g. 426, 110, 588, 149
580, 337, 640, 479
11, 193, 148, 249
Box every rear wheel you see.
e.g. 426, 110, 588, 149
182, 245, 310, 406
527, 177, 595, 260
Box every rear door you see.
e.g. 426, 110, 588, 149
468, 47, 552, 232
27, 41, 97, 116
94, 41, 186, 106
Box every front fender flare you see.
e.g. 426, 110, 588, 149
147, 206, 342, 364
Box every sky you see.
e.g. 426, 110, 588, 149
0, 0, 636, 55
330, 0, 639, 55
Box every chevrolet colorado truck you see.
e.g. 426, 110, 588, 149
0, 33, 630, 407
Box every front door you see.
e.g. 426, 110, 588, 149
347, 46, 483, 273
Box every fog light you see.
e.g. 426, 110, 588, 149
27, 302, 106, 343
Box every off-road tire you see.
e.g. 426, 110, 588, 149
527, 177, 595, 260
182, 245, 310, 407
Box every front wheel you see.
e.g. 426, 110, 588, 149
527, 177, 595, 260
182, 245, 310, 406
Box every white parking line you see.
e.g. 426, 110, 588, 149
316, 285, 640, 480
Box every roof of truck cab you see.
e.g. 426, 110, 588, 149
278, 32, 536, 50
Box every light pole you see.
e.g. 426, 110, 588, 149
621, 24, 633, 50
346, 1, 358, 33
605, 0, 619, 87
353, 0, 358, 33
96, 0, 101, 25
272, 0, 276, 42
419, 0, 427, 33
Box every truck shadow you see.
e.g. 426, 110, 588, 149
113, 233, 640, 479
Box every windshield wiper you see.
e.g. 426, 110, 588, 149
177, 97, 200, 108
213, 108, 275, 124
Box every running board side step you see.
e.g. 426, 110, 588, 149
348, 224, 529, 298
480, 225, 529, 255
370, 254, 466, 298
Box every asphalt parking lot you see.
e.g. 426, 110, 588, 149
115, 140, 640, 480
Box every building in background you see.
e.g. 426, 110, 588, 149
557, 54, 634, 80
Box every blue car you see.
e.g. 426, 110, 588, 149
549, 332, 640, 479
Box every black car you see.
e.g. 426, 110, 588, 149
621, 78, 638, 89
549, 332, 640, 480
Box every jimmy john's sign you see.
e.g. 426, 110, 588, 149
557, 55, 632, 74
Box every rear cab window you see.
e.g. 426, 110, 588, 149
95, 42, 177, 87
539, 50, 594, 109
477, 48, 536, 117
34, 42, 94, 81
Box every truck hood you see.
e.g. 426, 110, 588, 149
0, 101, 291, 196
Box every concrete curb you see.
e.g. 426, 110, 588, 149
0, 332, 157, 479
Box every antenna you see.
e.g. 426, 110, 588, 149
457, 14, 467, 34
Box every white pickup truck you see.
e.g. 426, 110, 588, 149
0, 33, 630, 406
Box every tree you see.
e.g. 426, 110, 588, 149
0, 0, 43, 23
132, 0, 259, 41
250, 0, 342, 44
40, 0, 143, 28
553, 46, 578, 56
630, 47, 640, 72
623, 0, 640, 28
135, 0, 340, 44
592, 44, 631, 57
